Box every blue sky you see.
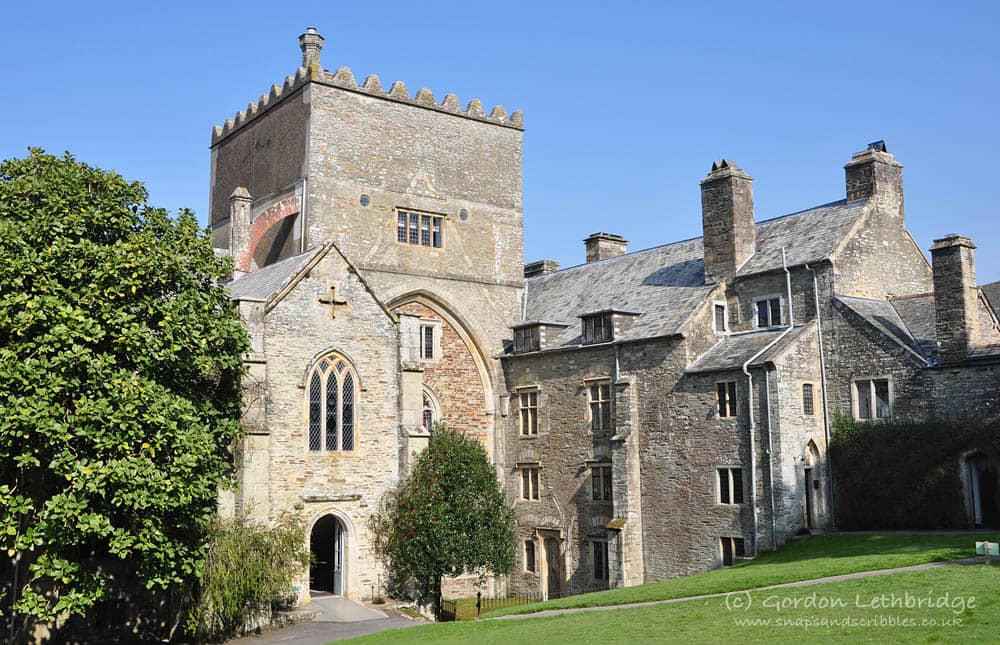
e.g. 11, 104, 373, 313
3, 1, 998, 282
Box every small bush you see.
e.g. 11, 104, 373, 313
185, 513, 309, 641
831, 416, 1000, 529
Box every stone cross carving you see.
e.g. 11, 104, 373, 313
318, 284, 348, 318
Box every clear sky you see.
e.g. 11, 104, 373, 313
3, 1, 998, 282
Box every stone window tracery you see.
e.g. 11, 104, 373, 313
307, 353, 357, 452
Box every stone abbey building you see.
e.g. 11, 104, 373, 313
211, 28, 1000, 603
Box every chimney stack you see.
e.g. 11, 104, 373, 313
844, 140, 903, 221
298, 26, 325, 71
584, 233, 628, 263
701, 160, 755, 284
931, 234, 980, 363
524, 260, 560, 278
229, 187, 253, 277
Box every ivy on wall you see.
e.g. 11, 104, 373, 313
831, 416, 1000, 530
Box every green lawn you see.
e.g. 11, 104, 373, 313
350, 563, 1000, 643
482, 532, 1000, 617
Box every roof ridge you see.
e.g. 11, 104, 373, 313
530, 198, 861, 281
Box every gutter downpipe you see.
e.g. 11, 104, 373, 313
806, 263, 836, 529
742, 247, 795, 556
764, 371, 777, 550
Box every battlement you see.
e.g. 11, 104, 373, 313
211, 28, 522, 146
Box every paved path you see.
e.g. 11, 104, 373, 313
490, 556, 988, 622
230, 595, 421, 644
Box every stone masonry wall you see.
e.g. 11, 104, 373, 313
394, 301, 490, 448
501, 344, 619, 597
765, 324, 829, 548
256, 248, 400, 602
210, 87, 309, 246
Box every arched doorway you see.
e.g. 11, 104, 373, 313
966, 454, 999, 529
310, 515, 346, 594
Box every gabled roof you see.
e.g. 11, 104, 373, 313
686, 325, 811, 374
227, 247, 324, 302
522, 199, 869, 351
736, 200, 868, 276
226, 243, 396, 321
834, 295, 932, 364
981, 281, 1000, 319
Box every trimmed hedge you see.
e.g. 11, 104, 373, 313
830, 416, 1000, 529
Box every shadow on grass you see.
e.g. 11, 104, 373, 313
487, 532, 1000, 617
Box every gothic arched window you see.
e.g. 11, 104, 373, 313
307, 354, 357, 451
422, 387, 440, 433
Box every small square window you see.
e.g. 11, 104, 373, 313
754, 297, 782, 328
582, 313, 614, 344
514, 327, 540, 353
802, 383, 815, 416
716, 381, 737, 418
854, 378, 891, 420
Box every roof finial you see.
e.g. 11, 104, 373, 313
298, 26, 324, 72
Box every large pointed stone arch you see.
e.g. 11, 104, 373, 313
386, 289, 497, 416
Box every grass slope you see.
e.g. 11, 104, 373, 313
486, 532, 999, 616
351, 564, 1000, 643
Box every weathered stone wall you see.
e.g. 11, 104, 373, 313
832, 208, 933, 301
209, 87, 310, 246
764, 324, 830, 548
500, 344, 619, 597
256, 248, 400, 602
929, 363, 1000, 418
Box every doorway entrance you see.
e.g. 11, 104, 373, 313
310, 515, 345, 594
966, 454, 999, 529
544, 537, 562, 599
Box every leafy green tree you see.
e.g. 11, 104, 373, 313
370, 425, 515, 613
0, 150, 249, 639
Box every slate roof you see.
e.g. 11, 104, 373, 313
835, 295, 932, 364
982, 281, 1000, 319
525, 237, 714, 347
886, 294, 937, 358
736, 200, 868, 276
685, 325, 811, 374
523, 199, 869, 350
227, 247, 323, 302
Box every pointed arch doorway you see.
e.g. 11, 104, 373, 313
310, 515, 346, 595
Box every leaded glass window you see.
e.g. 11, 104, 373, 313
306, 354, 359, 452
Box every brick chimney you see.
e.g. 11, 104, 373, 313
584, 233, 628, 263
701, 160, 755, 283
229, 187, 252, 277
931, 234, 980, 363
298, 26, 324, 70
844, 140, 903, 221
524, 259, 560, 278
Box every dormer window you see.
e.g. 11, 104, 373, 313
514, 327, 540, 353
582, 313, 614, 345
510, 321, 568, 354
